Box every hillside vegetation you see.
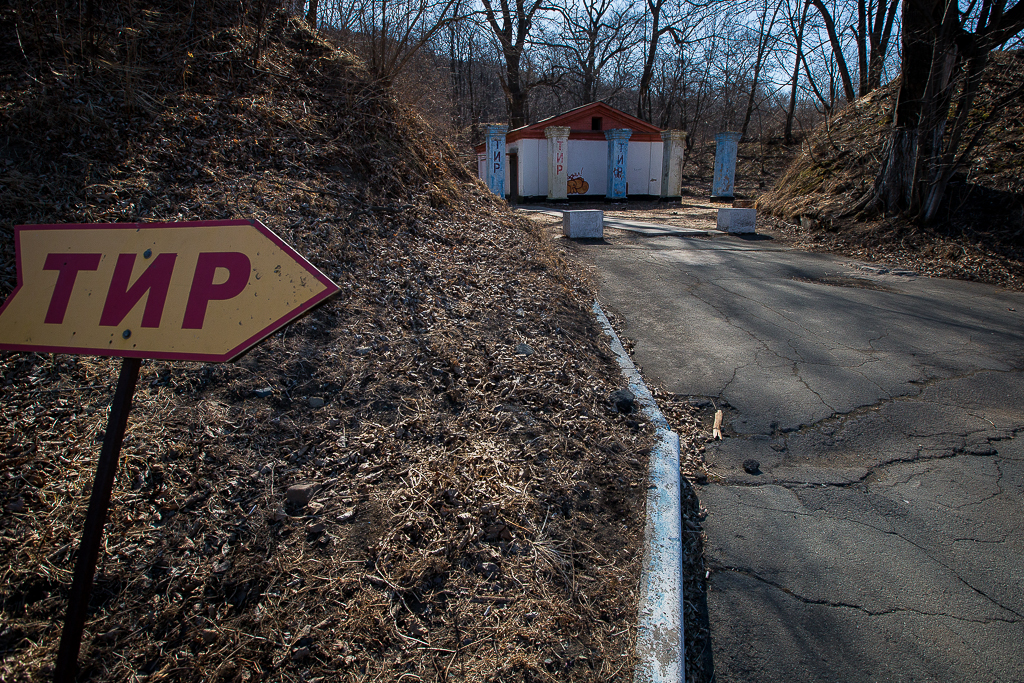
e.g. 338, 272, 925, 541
0, 4, 713, 681
758, 50, 1024, 290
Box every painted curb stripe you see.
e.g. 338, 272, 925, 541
593, 301, 684, 683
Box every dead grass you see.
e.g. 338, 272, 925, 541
757, 51, 1024, 291
0, 4, 666, 682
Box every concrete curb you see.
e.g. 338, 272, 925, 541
592, 301, 684, 683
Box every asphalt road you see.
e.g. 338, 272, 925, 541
577, 228, 1024, 682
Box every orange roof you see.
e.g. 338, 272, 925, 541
475, 102, 665, 152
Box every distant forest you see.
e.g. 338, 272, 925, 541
298, 0, 918, 147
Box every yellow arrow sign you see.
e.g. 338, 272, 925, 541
0, 220, 339, 362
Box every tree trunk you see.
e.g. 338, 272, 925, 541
868, 0, 900, 91
785, 2, 808, 143
637, 0, 662, 122
808, 0, 856, 103
870, 0, 939, 214
305, 0, 319, 29
506, 59, 529, 128
856, 0, 868, 96
740, 61, 762, 140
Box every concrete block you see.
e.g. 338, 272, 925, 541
717, 207, 756, 234
563, 210, 604, 238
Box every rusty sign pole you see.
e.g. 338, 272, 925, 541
53, 356, 142, 683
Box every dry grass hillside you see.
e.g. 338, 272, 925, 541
0, 3, 711, 682
758, 50, 1024, 290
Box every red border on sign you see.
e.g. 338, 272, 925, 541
0, 220, 340, 363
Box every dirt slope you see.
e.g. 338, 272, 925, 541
0, 5, 713, 681
757, 50, 1024, 290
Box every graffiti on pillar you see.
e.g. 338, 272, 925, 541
567, 170, 589, 194
492, 148, 502, 175
556, 140, 565, 176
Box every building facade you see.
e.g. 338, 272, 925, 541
475, 103, 686, 202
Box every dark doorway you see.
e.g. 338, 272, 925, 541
508, 153, 519, 204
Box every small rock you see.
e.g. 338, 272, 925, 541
338, 508, 356, 522
97, 628, 122, 644
408, 622, 427, 638
742, 459, 761, 475
7, 497, 26, 513
286, 483, 315, 506
213, 560, 231, 573
308, 396, 325, 408
292, 646, 310, 661
272, 508, 288, 522
480, 562, 499, 578
253, 387, 273, 398
609, 388, 635, 413
515, 343, 534, 356
307, 521, 326, 535
199, 629, 218, 644
354, 346, 371, 356
694, 471, 709, 484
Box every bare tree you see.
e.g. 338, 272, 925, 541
806, 0, 857, 102
739, 0, 784, 139
480, 0, 551, 127
784, 0, 810, 141
544, 0, 642, 106
854, 0, 900, 94
637, 0, 702, 121
320, 0, 467, 85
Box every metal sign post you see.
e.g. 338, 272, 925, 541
53, 356, 141, 683
0, 220, 339, 681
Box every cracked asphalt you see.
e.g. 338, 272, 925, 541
579, 228, 1024, 682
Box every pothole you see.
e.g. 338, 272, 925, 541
792, 275, 897, 292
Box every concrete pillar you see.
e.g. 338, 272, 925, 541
545, 126, 571, 200
711, 131, 742, 199
660, 130, 687, 198
484, 124, 508, 198
605, 129, 632, 199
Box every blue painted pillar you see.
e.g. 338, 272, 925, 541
484, 124, 508, 198
605, 128, 632, 199
712, 131, 742, 198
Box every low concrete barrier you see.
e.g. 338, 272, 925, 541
563, 210, 604, 238
716, 207, 756, 234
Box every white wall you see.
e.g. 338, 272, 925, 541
567, 140, 607, 196
508, 136, 665, 197
520, 138, 544, 197
628, 141, 663, 195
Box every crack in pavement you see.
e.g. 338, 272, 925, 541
710, 563, 1021, 625
714, 463, 1024, 621
736, 368, 1024, 438
791, 360, 837, 413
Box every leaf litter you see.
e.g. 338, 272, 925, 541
0, 3, 715, 682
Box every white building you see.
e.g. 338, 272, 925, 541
475, 102, 686, 202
